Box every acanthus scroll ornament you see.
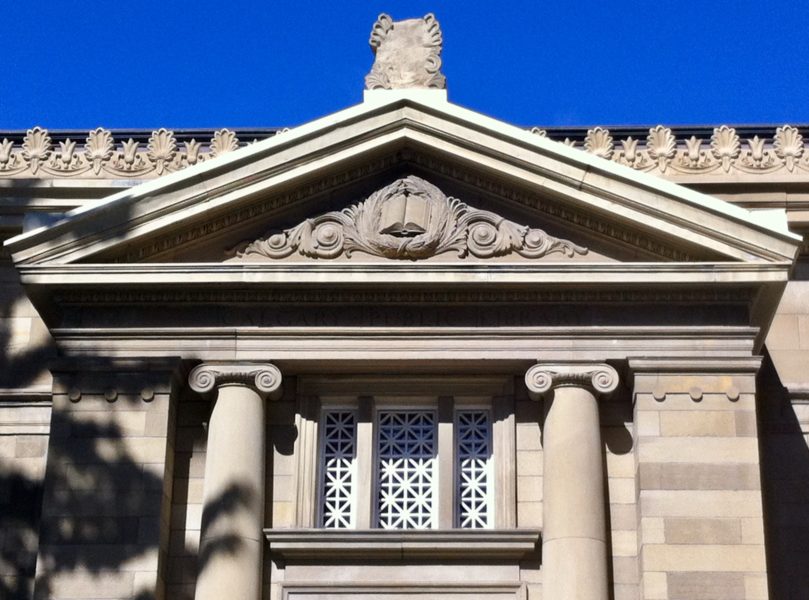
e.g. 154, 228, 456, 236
364, 13, 446, 90
233, 176, 588, 261
525, 363, 619, 400
188, 362, 283, 400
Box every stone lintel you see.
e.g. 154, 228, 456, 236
188, 361, 282, 400
525, 362, 619, 400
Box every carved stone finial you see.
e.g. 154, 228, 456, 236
365, 13, 446, 90
233, 175, 587, 261
525, 363, 619, 400
189, 362, 283, 400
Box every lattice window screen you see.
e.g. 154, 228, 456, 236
319, 410, 357, 528
456, 410, 493, 528
376, 410, 437, 529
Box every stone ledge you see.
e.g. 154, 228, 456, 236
263, 529, 541, 560
628, 357, 763, 373
280, 582, 524, 598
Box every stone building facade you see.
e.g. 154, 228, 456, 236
1, 13, 809, 600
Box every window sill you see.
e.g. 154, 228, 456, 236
263, 529, 541, 560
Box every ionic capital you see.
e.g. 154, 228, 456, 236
188, 362, 283, 400
525, 362, 619, 400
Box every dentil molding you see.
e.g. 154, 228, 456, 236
188, 362, 283, 399
525, 362, 620, 399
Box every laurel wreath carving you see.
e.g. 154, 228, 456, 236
233, 175, 587, 261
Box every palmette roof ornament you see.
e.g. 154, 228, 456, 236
2, 125, 809, 181
234, 176, 587, 261
364, 13, 446, 90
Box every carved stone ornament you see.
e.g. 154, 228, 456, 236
234, 176, 587, 261
365, 13, 446, 90
525, 363, 619, 400
188, 362, 283, 400
3, 125, 809, 181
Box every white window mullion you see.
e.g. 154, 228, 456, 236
437, 397, 454, 529
354, 396, 374, 528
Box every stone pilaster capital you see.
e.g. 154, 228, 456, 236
188, 362, 283, 400
525, 362, 619, 400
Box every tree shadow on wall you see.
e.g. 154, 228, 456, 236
0, 263, 57, 390
758, 352, 809, 600
0, 259, 56, 599
0, 384, 255, 600
196, 483, 256, 574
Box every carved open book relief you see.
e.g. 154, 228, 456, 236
232, 176, 588, 261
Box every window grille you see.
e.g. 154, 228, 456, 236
319, 410, 357, 528
456, 409, 493, 528
376, 410, 437, 529
317, 401, 499, 530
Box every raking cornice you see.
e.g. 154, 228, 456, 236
4, 92, 800, 267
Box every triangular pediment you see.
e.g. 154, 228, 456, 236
5, 91, 800, 268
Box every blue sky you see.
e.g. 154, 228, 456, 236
2, 1, 808, 129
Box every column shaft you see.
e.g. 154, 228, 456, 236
542, 385, 608, 600
195, 384, 266, 600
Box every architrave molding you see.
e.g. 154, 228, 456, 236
47, 325, 761, 366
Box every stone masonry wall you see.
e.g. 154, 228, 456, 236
633, 364, 768, 600
35, 361, 179, 600
165, 389, 207, 600
0, 397, 51, 599
0, 259, 55, 599
0, 262, 54, 390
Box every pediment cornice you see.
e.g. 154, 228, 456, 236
5, 93, 800, 268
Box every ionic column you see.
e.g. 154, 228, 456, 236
525, 362, 619, 600
189, 362, 282, 600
